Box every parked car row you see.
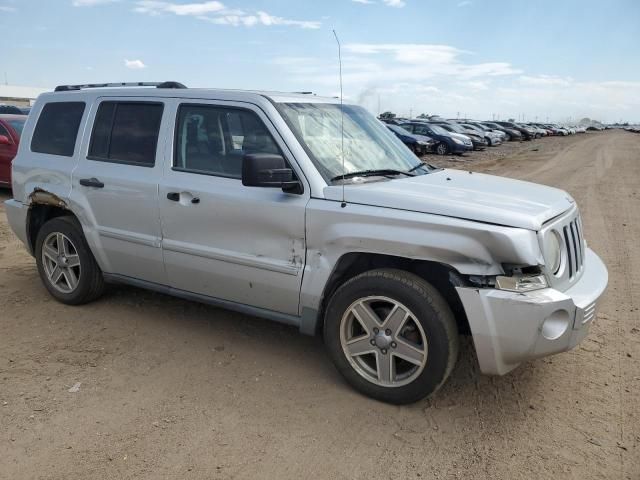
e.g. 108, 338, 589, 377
624, 125, 640, 133
380, 115, 591, 156
0, 104, 30, 115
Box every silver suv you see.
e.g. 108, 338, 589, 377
5, 82, 608, 404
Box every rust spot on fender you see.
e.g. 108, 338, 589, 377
28, 188, 67, 208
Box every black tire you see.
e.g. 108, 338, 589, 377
435, 142, 449, 155
324, 269, 459, 404
35, 216, 105, 305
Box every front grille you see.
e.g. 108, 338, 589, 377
562, 216, 584, 279
540, 205, 586, 291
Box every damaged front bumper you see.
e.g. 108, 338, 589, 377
456, 248, 608, 375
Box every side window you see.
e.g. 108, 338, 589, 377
89, 101, 163, 166
31, 102, 85, 156
415, 125, 429, 136
174, 104, 281, 179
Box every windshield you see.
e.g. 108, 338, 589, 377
442, 123, 468, 134
278, 103, 433, 182
386, 124, 408, 135
424, 124, 448, 135
7, 119, 25, 138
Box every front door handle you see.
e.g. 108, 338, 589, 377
79, 177, 104, 188
167, 192, 200, 204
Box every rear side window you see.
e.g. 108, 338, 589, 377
31, 102, 85, 156
89, 102, 163, 166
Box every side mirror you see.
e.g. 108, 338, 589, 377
242, 153, 302, 194
0, 135, 12, 146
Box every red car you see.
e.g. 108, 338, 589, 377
0, 114, 27, 187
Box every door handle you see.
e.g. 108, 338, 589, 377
167, 192, 200, 204
79, 177, 104, 188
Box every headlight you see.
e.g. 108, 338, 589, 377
544, 230, 562, 274
453, 138, 464, 145
496, 274, 548, 292
417, 140, 429, 146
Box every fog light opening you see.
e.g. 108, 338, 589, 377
541, 310, 570, 340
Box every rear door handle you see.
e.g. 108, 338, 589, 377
79, 177, 104, 188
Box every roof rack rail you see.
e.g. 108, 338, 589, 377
54, 81, 187, 92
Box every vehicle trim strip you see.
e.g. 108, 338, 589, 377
162, 239, 300, 276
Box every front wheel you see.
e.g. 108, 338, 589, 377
435, 142, 449, 155
324, 269, 459, 404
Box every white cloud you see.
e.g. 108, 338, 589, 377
134, 1, 320, 28
124, 59, 146, 69
135, 0, 224, 15
519, 75, 573, 87
72, 0, 118, 6
269, 42, 640, 122
0, 5, 16, 11
381, 0, 405, 7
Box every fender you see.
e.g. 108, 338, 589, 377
299, 198, 543, 315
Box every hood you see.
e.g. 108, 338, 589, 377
449, 132, 472, 142
324, 169, 574, 230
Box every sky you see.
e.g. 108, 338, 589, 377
1, 0, 639, 123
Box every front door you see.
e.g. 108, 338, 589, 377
158, 100, 308, 315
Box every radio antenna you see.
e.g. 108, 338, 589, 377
333, 29, 346, 208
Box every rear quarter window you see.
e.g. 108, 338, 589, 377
31, 102, 86, 157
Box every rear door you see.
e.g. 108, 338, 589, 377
71, 98, 168, 283
158, 99, 308, 315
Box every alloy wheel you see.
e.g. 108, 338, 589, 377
41, 232, 81, 293
340, 296, 428, 387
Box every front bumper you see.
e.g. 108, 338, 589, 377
4, 199, 31, 254
451, 142, 471, 154
456, 248, 607, 375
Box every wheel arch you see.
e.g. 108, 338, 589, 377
312, 252, 471, 337
27, 202, 79, 254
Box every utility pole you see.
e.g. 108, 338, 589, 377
409, 108, 413, 119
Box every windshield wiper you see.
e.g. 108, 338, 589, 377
330, 169, 414, 183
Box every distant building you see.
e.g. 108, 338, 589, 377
0, 85, 49, 107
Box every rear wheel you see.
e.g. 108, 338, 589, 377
324, 269, 459, 404
35, 216, 105, 305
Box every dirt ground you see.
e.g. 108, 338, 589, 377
0, 131, 638, 480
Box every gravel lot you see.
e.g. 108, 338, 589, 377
0, 131, 638, 479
